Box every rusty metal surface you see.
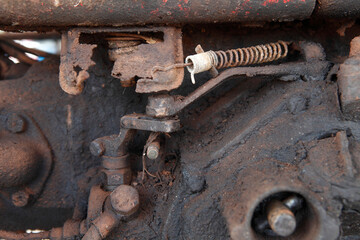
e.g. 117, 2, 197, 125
315, 0, 360, 18
1, 22, 360, 240
59, 29, 96, 95
0, 0, 316, 28
174, 79, 351, 239
121, 114, 181, 133
0, 53, 148, 231
338, 36, 360, 120
110, 27, 184, 93
0, 112, 53, 208
60, 27, 184, 95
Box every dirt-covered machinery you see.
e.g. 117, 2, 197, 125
0, 0, 360, 239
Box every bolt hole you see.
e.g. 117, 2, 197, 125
251, 191, 316, 239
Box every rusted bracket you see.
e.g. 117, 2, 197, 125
59, 27, 183, 95
59, 29, 96, 95
121, 114, 180, 133
90, 114, 180, 157
90, 128, 136, 158
146, 42, 330, 118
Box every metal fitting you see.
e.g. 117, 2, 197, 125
110, 185, 140, 216
90, 141, 105, 157
185, 51, 217, 84
267, 200, 297, 237
102, 155, 130, 170
83, 185, 140, 240
102, 168, 132, 191
82, 209, 119, 240
147, 141, 160, 160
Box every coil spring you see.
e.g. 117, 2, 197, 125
211, 40, 289, 69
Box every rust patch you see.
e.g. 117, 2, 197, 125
110, 27, 184, 93
59, 29, 96, 95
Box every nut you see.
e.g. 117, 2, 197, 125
110, 185, 139, 216
146, 141, 160, 160
103, 168, 132, 188
12, 190, 30, 207
6, 113, 26, 133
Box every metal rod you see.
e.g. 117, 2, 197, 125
267, 200, 297, 237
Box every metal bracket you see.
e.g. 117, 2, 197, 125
121, 114, 180, 133
59, 27, 184, 95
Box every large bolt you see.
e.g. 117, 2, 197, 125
6, 113, 26, 133
12, 190, 30, 207
110, 185, 139, 217
90, 141, 105, 157
146, 141, 160, 160
267, 200, 296, 237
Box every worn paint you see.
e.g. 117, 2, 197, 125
262, 0, 279, 7
150, 7, 159, 14
0, 0, 317, 27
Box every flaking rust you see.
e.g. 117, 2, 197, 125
59, 29, 96, 95
60, 27, 184, 94
110, 27, 184, 93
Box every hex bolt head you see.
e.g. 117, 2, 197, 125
146, 142, 160, 160
6, 113, 26, 133
110, 185, 139, 217
90, 141, 105, 157
267, 200, 296, 237
12, 190, 30, 207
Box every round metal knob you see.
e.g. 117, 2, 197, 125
110, 185, 139, 217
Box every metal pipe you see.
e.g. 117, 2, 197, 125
0, 31, 60, 39
0, 0, 315, 28
83, 185, 140, 240
0, 0, 359, 29
314, 0, 360, 18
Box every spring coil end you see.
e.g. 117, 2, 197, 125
185, 41, 289, 84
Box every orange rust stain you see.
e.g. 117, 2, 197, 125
262, 0, 279, 6
150, 8, 159, 14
